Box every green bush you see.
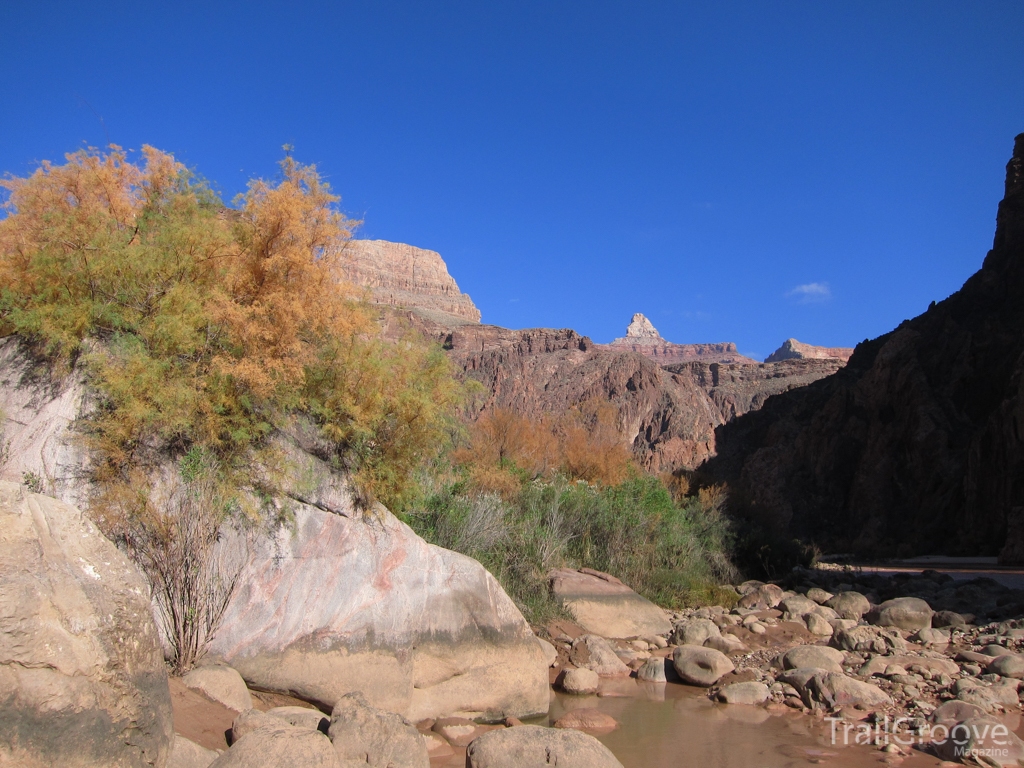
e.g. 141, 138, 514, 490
406, 473, 739, 622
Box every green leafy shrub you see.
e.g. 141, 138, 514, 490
407, 473, 739, 622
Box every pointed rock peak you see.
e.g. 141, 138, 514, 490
625, 313, 662, 340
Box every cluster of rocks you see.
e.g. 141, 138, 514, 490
540, 565, 1024, 765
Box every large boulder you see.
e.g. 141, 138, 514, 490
328, 692, 429, 768
465, 725, 624, 768
669, 618, 720, 646
781, 645, 844, 673
824, 591, 871, 620
548, 568, 671, 639
832, 625, 906, 654
208, 724, 340, 768
933, 716, 1024, 767
779, 669, 891, 711
168, 735, 219, 768
206, 452, 548, 722
869, 597, 933, 631
182, 664, 253, 713
0, 483, 173, 768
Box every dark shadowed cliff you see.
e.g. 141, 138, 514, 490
704, 134, 1024, 562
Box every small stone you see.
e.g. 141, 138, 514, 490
805, 613, 834, 637
749, 622, 767, 635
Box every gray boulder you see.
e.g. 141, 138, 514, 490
781, 645, 844, 673
0, 484, 172, 768
780, 669, 891, 711
737, 584, 784, 610
465, 725, 623, 768
209, 724, 340, 767
933, 716, 1024, 767
824, 591, 870, 619
989, 654, 1024, 679
869, 597, 933, 631
805, 613, 834, 637
636, 656, 669, 683
670, 618, 720, 646
672, 645, 735, 686
569, 635, 631, 677
806, 588, 833, 604
328, 692, 429, 768
718, 682, 769, 705
832, 625, 906, 654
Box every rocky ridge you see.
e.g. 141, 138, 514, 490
337, 239, 481, 325
765, 338, 854, 363
446, 324, 847, 472
603, 313, 757, 365
703, 134, 1024, 561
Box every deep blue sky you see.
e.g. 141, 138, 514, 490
2, 2, 1022, 360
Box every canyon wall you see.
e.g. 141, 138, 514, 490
338, 239, 481, 325
704, 134, 1024, 562
447, 325, 844, 472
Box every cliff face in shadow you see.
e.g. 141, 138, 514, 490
704, 134, 1024, 562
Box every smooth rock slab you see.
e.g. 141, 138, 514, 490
0, 484, 172, 768
207, 471, 548, 722
552, 708, 618, 733
182, 665, 253, 713
672, 645, 735, 686
465, 725, 624, 768
548, 568, 671, 639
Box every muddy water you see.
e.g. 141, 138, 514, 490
544, 677, 1017, 768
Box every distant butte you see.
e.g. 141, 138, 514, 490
602, 313, 757, 365
765, 338, 853, 363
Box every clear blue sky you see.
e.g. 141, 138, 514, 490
2, 2, 1022, 360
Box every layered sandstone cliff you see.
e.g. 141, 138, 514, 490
602, 313, 757, 365
338, 239, 481, 325
704, 133, 1024, 562
765, 338, 853, 363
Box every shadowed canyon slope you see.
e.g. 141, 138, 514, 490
704, 134, 1024, 562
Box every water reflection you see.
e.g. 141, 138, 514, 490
547, 679, 938, 768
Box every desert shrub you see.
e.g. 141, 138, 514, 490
0, 145, 460, 512
454, 403, 633, 494
407, 473, 739, 621
0, 146, 463, 668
